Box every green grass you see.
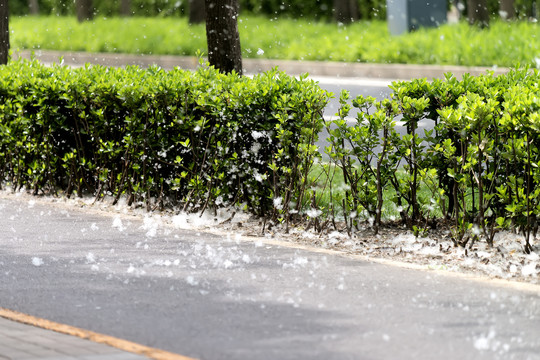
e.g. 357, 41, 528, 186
307, 164, 445, 222
11, 15, 540, 67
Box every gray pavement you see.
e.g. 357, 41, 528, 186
12, 50, 510, 80
0, 316, 148, 360
1, 193, 540, 360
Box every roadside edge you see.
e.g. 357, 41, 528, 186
12, 49, 510, 79
2, 190, 538, 295
0, 307, 197, 360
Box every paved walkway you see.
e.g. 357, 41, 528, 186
12, 50, 510, 80
0, 316, 148, 360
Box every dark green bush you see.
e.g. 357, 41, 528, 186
0, 60, 328, 215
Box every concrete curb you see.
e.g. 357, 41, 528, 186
13, 49, 510, 80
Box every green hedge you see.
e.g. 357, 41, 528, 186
0, 60, 328, 215
327, 68, 540, 251
3, 58, 540, 251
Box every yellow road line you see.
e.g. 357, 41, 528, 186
0, 307, 197, 360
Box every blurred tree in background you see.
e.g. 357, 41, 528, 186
205, 0, 242, 74
333, 0, 359, 23
188, 0, 205, 23
7, 0, 388, 19
75, 0, 93, 21
28, 0, 38, 13
120, 0, 131, 15
467, 0, 490, 26
0, 0, 8, 64
499, 0, 516, 19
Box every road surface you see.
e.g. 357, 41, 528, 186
1, 194, 539, 360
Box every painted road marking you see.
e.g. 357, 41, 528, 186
0, 307, 197, 360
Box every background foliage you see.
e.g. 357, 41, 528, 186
11, 16, 540, 68
10, 0, 388, 19
9, 0, 539, 19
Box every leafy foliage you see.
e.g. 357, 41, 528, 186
3, 58, 540, 251
325, 68, 540, 251
0, 60, 328, 216
10, 0, 386, 19
11, 16, 540, 68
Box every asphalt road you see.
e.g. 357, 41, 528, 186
1, 194, 540, 360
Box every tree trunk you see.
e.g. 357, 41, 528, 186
204, 0, 242, 75
499, 0, 515, 19
189, 0, 206, 24
333, 0, 359, 23
76, 0, 94, 22
120, 0, 131, 16
467, 0, 490, 27
28, 0, 39, 15
0, 0, 8, 65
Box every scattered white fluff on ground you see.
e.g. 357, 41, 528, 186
141, 215, 162, 237
472, 328, 509, 353
418, 245, 440, 256
85, 252, 96, 264
474, 330, 496, 351
171, 208, 247, 230
112, 216, 126, 232
392, 233, 417, 245
2, 188, 539, 284
521, 262, 538, 277
31, 257, 44, 267
186, 275, 199, 286
282, 255, 309, 270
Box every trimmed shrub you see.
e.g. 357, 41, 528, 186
0, 60, 328, 215
326, 68, 540, 250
